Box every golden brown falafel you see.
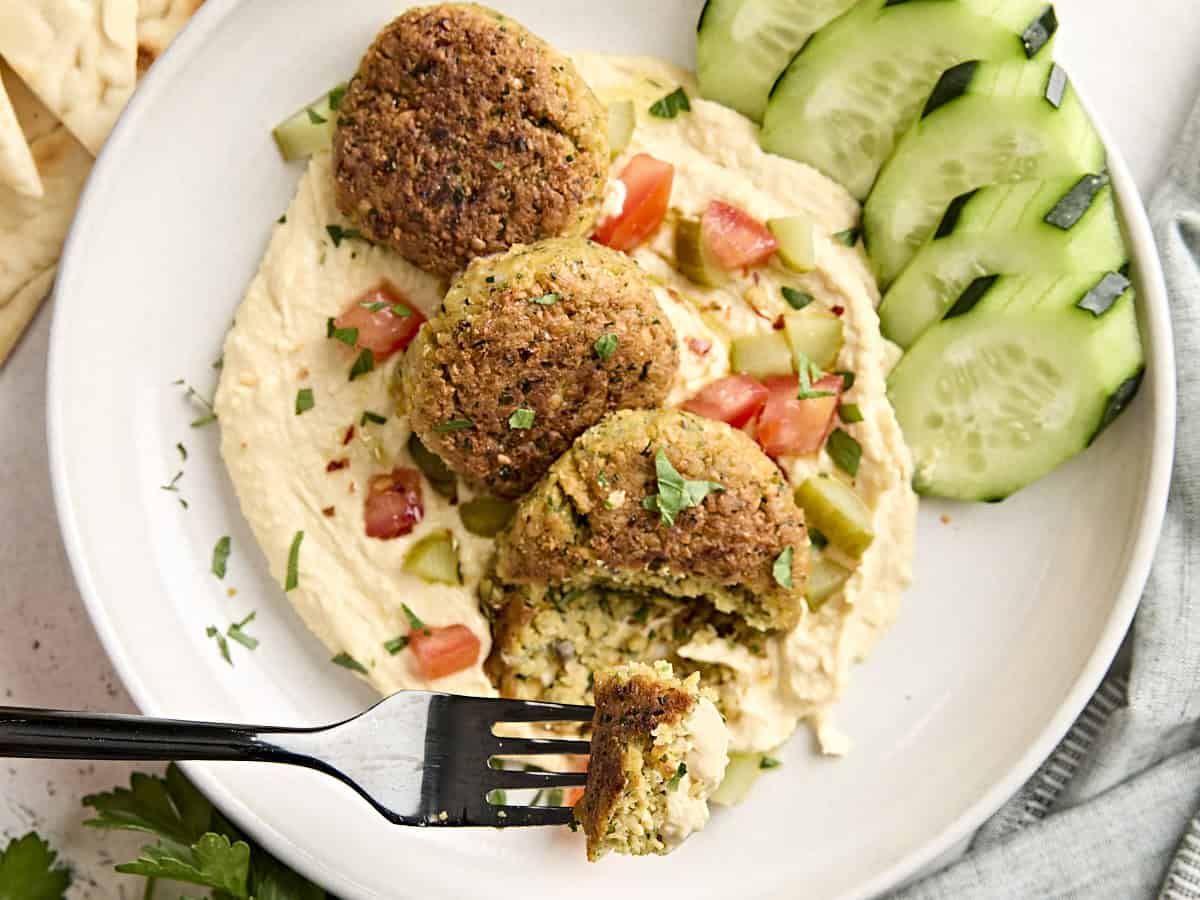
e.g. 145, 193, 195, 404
333, 3, 609, 277
401, 238, 678, 498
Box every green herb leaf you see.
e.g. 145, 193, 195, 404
0, 833, 71, 900
190, 413, 217, 428
432, 418, 473, 433
295, 387, 315, 415
834, 369, 856, 391
666, 762, 688, 790
331, 652, 368, 674
360, 410, 387, 426
284, 530, 304, 591
833, 227, 860, 247
211, 536, 231, 579
115, 832, 250, 895
276, 214, 286, 225
348, 349, 375, 381
826, 428, 862, 477
390, 303, 412, 317
772, 546, 794, 589
160, 471, 183, 494
781, 287, 813, 310
508, 407, 535, 430
528, 292, 559, 306
809, 528, 828, 550
227, 612, 258, 651
490, 160, 505, 170
326, 318, 359, 347
360, 300, 390, 312
328, 85, 347, 111
383, 635, 409, 654
176, 442, 187, 461
83, 764, 212, 845
305, 107, 327, 125
759, 756, 782, 769
649, 87, 691, 119
838, 403, 864, 424
206, 626, 231, 665
594, 332, 619, 360
642, 449, 723, 527
402, 604, 427, 632
325, 224, 361, 247
795, 350, 834, 401
174, 379, 217, 427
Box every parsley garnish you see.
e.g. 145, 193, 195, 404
325, 318, 359, 347
361, 300, 389, 312
0, 832, 71, 899
838, 403, 864, 424
361, 410, 387, 426
772, 546, 794, 589
508, 407, 535, 430
325, 224, 361, 247
433, 418, 473, 433
666, 762, 688, 790
348, 349, 375, 381
284, 530, 303, 591
176, 442, 187, 461
529, 292, 559, 306
173, 379, 217, 428
795, 350, 834, 401
649, 87, 691, 119
212, 353, 224, 370
206, 625, 232, 665
211, 536, 231, 579
328, 85, 347, 110
332, 652, 368, 674
490, 160, 505, 170
833, 227, 861, 247
227, 612, 259, 651
295, 387, 315, 415
402, 604, 428, 633
276, 214, 286, 225
384, 635, 409, 654
835, 369, 856, 391
826, 429, 862, 476
759, 756, 782, 769
782, 287, 814, 310
306, 107, 327, 125
390, 303, 412, 317
810, 528, 828, 550
641, 449, 724, 527
594, 333, 619, 360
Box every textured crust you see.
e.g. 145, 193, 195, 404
573, 665, 695, 861
493, 409, 809, 630
401, 238, 678, 498
333, 3, 609, 277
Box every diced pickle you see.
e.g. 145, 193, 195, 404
768, 216, 816, 272
805, 553, 853, 611
730, 331, 794, 380
783, 308, 844, 371
271, 83, 347, 161
710, 752, 763, 807
795, 475, 875, 558
407, 434, 457, 501
403, 530, 461, 585
607, 99, 636, 156
459, 496, 516, 537
675, 217, 729, 288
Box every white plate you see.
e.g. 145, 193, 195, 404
48, 1, 1175, 897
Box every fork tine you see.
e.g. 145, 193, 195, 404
491, 736, 591, 757
485, 805, 578, 827
487, 698, 595, 724
488, 768, 589, 790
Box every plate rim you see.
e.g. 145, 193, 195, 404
46, 1, 1177, 897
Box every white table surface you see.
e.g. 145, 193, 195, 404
1, 1, 1196, 896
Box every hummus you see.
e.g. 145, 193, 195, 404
216, 53, 915, 755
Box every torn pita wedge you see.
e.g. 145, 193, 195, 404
136, 0, 205, 76
0, 62, 93, 366
0, 68, 42, 198
0, 0, 138, 156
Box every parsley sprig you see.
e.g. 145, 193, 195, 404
649, 87, 691, 119
795, 350, 834, 401
641, 450, 723, 527
0, 832, 70, 900
173, 379, 217, 428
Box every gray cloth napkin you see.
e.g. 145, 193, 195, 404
887, 92, 1200, 900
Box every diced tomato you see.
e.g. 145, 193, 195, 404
364, 467, 424, 539
409, 624, 482, 680
686, 336, 713, 357
701, 201, 779, 270
593, 154, 674, 252
756, 374, 843, 458
682, 375, 770, 429
565, 786, 585, 807
334, 284, 426, 363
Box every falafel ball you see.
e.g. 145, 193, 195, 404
492, 409, 810, 631
401, 238, 679, 498
333, 3, 609, 277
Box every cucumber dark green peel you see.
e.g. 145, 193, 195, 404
1045, 64, 1068, 108
922, 61, 980, 119
1021, 6, 1059, 58
934, 190, 980, 239
1078, 271, 1132, 317
944, 275, 1000, 319
1092, 370, 1145, 443
697, 0, 712, 32
1045, 174, 1110, 229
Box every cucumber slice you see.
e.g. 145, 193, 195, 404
783, 308, 843, 371
888, 270, 1144, 501
864, 60, 1106, 287
879, 175, 1126, 348
795, 475, 875, 558
710, 752, 765, 806
676, 217, 729, 287
731, 331, 794, 379
696, 0, 859, 123
272, 83, 348, 161
761, 0, 1056, 200
806, 553, 853, 610
607, 100, 636, 156
768, 216, 816, 272
459, 496, 516, 538
403, 530, 462, 585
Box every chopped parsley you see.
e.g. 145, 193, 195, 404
176, 442, 187, 461
284, 530, 304, 591
325, 224, 361, 247
781, 286, 814, 310
508, 407, 535, 430
772, 546, 794, 589
833, 227, 861, 247
666, 762, 688, 790
402, 603, 428, 633
295, 387, 315, 415
795, 350, 834, 401
360, 300, 389, 312
649, 87, 691, 119
759, 756, 782, 769
227, 612, 259, 651
810, 528, 829, 550
641, 449, 724, 527
276, 214, 286, 225
390, 303, 412, 317
328, 85, 347, 110
212, 353, 224, 370
361, 410, 387, 426
594, 333, 619, 360
432, 418, 473, 433
331, 652, 368, 674
306, 107, 327, 125
838, 403, 864, 424
528, 292, 559, 306
206, 625, 231, 665
0, 832, 71, 899
211, 536, 231, 579
326, 317, 359, 347
348, 349, 375, 381
826, 428, 862, 477
384, 635, 409, 654
173, 379, 217, 428
490, 160, 505, 170
835, 369, 856, 391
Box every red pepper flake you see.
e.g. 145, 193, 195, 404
751, 270, 761, 285
326, 458, 349, 473
342, 425, 356, 445
686, 336, 712, 357
322, 506, 336, 517
772, 315, 786, 331
831, 305, 845, 317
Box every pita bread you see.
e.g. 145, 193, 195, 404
136, 0, 204, 75
0, 0, 138, 155
0, 68, 42, 198
0, 61, 93, 366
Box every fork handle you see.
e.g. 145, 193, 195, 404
0, 705, 298, 762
